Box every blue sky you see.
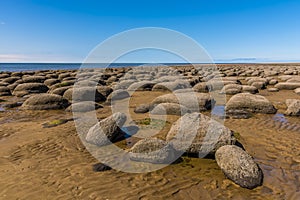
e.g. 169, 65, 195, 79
0, 0, 299, 63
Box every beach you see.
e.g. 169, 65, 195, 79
0, 64, 300, 199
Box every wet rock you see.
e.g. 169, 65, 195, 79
44, 79, 60, 86
220, 84, 242, 95
152, 80, 190, 91
285, 99, 300, 116
0, 86, 11, 96
66, 101, 103, 112
23, 76, 46, 83
226, 93, 277, 117
193, 82, 209, 93
97, 86, 113, 97
134, 104, 150, 113
127, 81, 156, 91
63, 87, 106, 102
275, 82, 300, 90
215, 145, 263, 189
150, 103, 191, 116
107, 89, 130, 101
242, 86, 259, 94
2, 77, 20, 84
92, 163, 112, 172
267, 88, 279, 92
251, 82, 266, 90
268, 79, 278, 85
86, 112, 127, 146
151, 93, 214, 112
13, 83, 49, 97
50, 86, 72, 96
22, 94, 70, 110
166, 112, 236, 155
129, 138, 176, 164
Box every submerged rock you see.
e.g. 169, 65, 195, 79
215, 145, 263, 189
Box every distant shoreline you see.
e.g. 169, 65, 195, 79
1, 62, 300, 72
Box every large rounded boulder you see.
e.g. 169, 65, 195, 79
226, 93, 277, 118
0, 86, 12, 96
13, 83, 49, 97
166, 112, 236, 156
215, 145, 263, 189
151, 93, 214, 112
63, 87, 106, 102
22, 94, 70, 110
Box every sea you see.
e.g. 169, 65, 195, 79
0, 63, 191, 72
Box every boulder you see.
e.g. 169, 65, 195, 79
86, 112, 127, 146
22, 76, 46, 83
44, 79, 60, 86
50, 86, 72, 96
152, 80, 190, 91
13, 83, 49, 97
220, 84, 242, 95
129, 138, 176, 164
166, 112, 236, 155
275, 83, 300, 90
226, 93, 277, 118
97, 86, 113, 97
150, 103, 190, 116
66, 101, 103, 112
2, 77, 20, 84
193, 82, 209, 93
151, 93, 214, 112
242, 86, 259, 94
0, 86, 11, 96
295, 88, 300, 95
107, 89, 130, 101
285, 99, 300, 116
251, 82, 266, 90
63, 87, 106, 102
267, 88, 279, 92
134, 104, 150, 113
215, 145, 263, 189
286, 77, 300, 83
22, 94, 70, 110
127, 81, 156, 91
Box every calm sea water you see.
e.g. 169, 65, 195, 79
0, 63, 190, 72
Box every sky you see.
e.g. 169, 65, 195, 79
0, 0, 300, 63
